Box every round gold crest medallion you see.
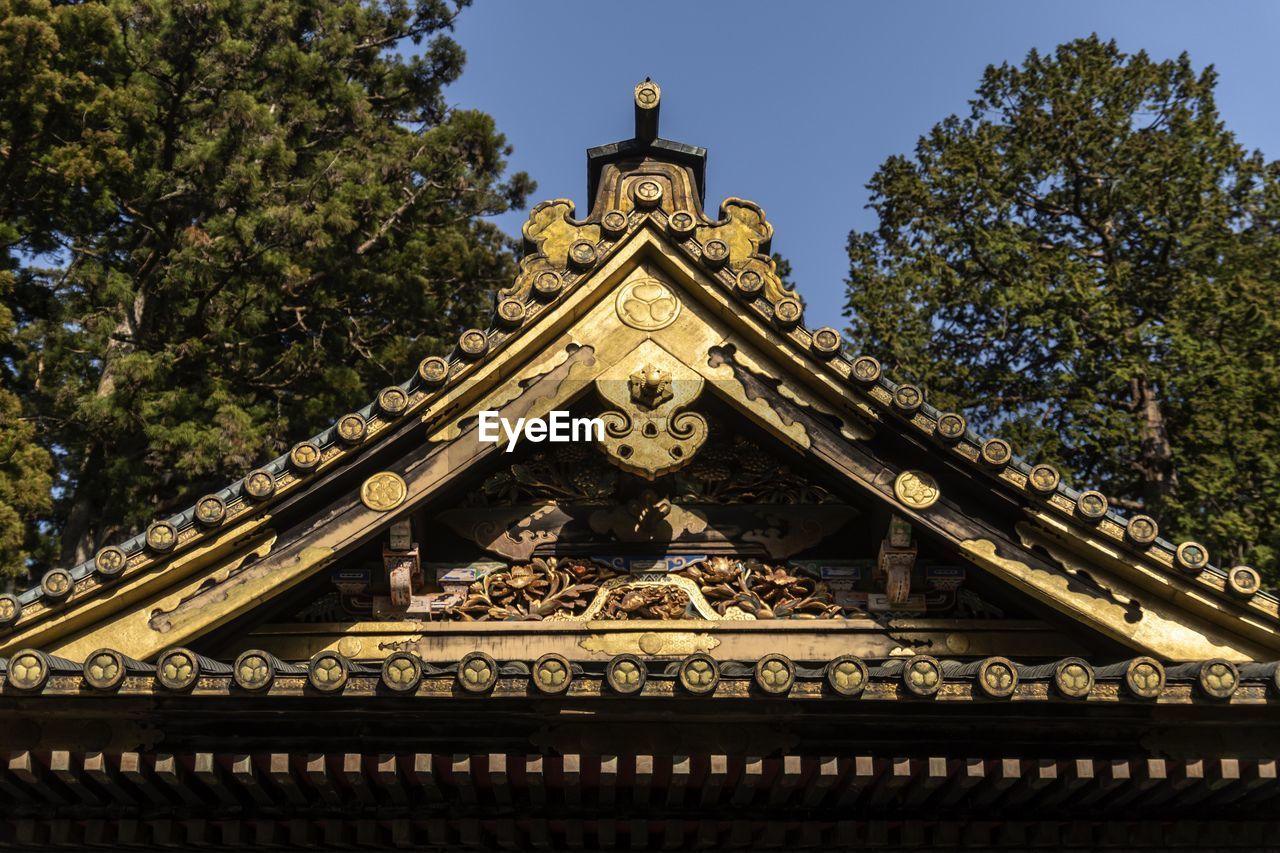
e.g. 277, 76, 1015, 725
894, 470, 940, 510
360, 471, 407, 512
615, 278, 680, 331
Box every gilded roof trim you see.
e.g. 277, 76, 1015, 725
7, 101, 1275, 639
1, 646, 1274, 706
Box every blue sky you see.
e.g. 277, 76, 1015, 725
444, 1, 1280, 330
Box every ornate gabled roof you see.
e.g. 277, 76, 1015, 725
2, 81, 1276, 664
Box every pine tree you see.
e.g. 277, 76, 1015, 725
0, 0, 532, 577
846, 36, 1280, 581
0, 279, 52, 578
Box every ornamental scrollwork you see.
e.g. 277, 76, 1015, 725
499, 200, 601, 303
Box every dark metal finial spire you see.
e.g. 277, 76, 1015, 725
587, 79, 705, 208
634, 79, 661, 144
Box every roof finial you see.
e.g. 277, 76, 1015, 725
587, 79, 704, 207
634, 79, 661, 144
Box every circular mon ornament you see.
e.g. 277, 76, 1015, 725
156, 648, 200, 691
678, 654, 720, 695
234, 650, 274, 692
615, 278, 680, 331
1053, 657, 1094, 699
7, 650, 49, 691
754, 654, 795, 695
1126, 514, 1159, 546
532, 653, 573, 694
336, 413, 368, 444
1124, 657, 1165, 699
825, 656, 869, 696
290, 441, 321, 471
1027, 464, 1061, 495
894, 470, 940, 510
606, 655, 646, 695
976, 657, 1018, 699
0, 593, 21, 628
1199, 659, 1239, 700
83, 649, 126, 691
94, 545, 129, 578
1228, 566, 1261, 597
633, 179, 663, 207
194, 495, 227, 527
773, 297, 803, 328
702, 238, 730, 266
145, 521, 178, 553
902, 655, 943, 697
1076, 490, 1108, 521
417, 357, 450, 387
244, 469, 276, 500
42, 568, 74, 600
308, 652, 350, 694
849, 355, 881, 385
567, 239, 598, 269
935, 412, 967, 442
381, 652, 423, 693
457, 652, 498, 693
360, 472, 407, 512
601, 209, 628, 236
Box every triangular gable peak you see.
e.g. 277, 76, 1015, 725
4, 81, 1278, 674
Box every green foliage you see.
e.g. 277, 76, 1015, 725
0, 0, 532, 577
846, 36, 1280, 581
0, 277, 53, 576
0, 384, 51, 577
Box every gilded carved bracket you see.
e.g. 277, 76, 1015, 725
521, 199, 601, 267
694, 198, 794, 306
696, 198, 773, 259
501, 199, 602, 303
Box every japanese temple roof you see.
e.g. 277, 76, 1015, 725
4, 80, 1276, 656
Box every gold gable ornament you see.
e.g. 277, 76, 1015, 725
894, 470, 940, 510
360, 472, 407, 512
596, 339, 707, 479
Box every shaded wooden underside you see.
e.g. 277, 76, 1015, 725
2, 750, 1279, 850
